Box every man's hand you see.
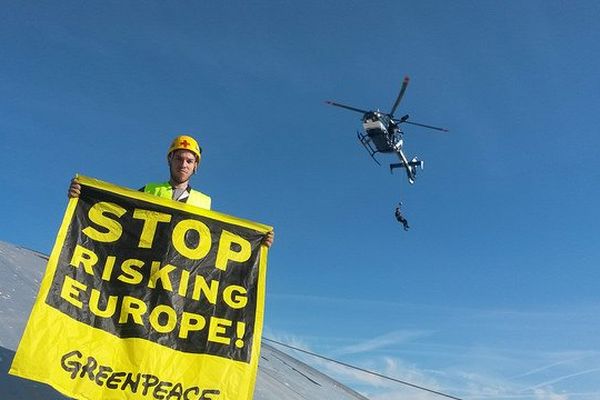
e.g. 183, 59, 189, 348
262, 230, 275, 248
68, 178, 81, 198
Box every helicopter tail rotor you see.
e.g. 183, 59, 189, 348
390, 157, 423, 185
390, 158, 423, 173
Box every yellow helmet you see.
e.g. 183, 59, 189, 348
167, 135, 202, 161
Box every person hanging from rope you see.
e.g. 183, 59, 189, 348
395, 202, 410, 231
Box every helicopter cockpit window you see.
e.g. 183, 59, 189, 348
363, 112, 377, 122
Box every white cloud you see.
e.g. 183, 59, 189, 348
523, 368, 600, 393
332, 330, 432, 357
532, 387, 568, 400
263, 300, 600, 400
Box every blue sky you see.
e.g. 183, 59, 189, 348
2, 1, 600, 399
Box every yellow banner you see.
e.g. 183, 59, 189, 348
10, 175, 270, 400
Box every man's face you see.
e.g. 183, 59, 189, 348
169, 149, 198, 184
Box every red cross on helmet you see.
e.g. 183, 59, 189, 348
167, 135, 202, 161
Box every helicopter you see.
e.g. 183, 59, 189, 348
326, 76, 448, 184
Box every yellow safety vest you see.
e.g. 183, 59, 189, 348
143, 182, 212, 210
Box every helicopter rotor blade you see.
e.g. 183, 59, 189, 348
389, 76, 410, 118
325, 101, 369, 114
401, 120, 449, 132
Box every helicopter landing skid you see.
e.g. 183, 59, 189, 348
356, 131, 381, 166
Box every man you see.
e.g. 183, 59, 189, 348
68, 134, 274, 247
395, 202, 410, 231
142, 134, 212, 208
